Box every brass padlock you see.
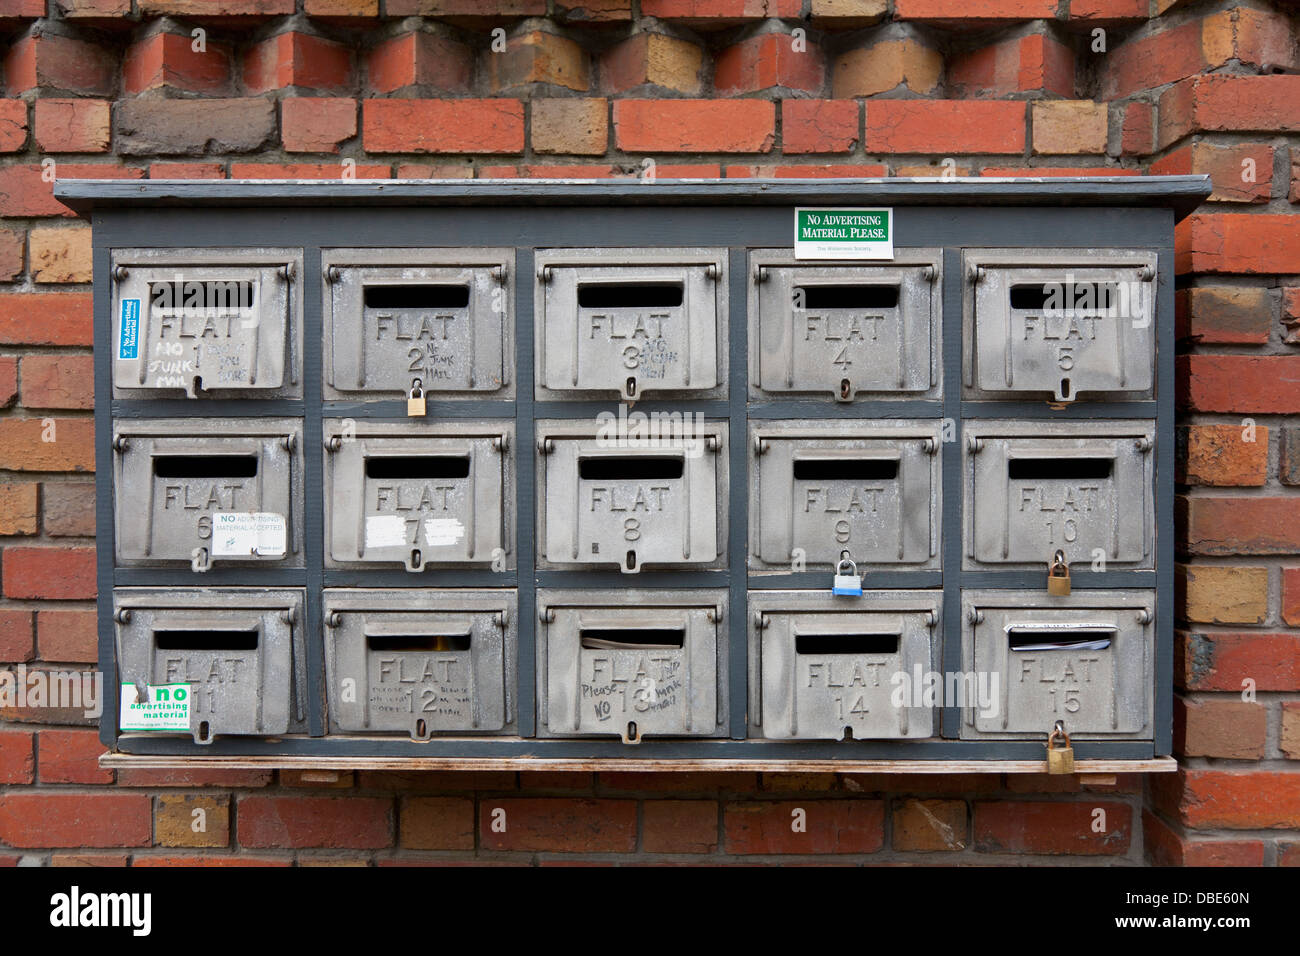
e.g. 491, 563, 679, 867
407, 379, 427, 417
1047, 549, 1071, 596
1046, 721, 1075, 775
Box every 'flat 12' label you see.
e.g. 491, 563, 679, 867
795, 208, 893, 260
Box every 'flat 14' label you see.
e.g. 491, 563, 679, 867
795, 208, 893, 260
211, 512, 287, 557
119, 683, 190, 731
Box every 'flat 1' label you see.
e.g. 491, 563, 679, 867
795, 208, 893, 260
119, 298, 141, 359
119, 683, 190, 731
212, 512, 287, 557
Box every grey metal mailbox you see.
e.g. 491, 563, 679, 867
536, 420, 726, 573
323, 589, 517, 737
964, 249, 1156, 402
323, 420, 513, 571
750, 420, 940, 571
535, 248, 727, 401
749, 250, 941, 401
963, 421, 1154, 571
110, 247, 302, 400
537, 589, 727, 743
961, 589, 1154, 740
114, 588, 306, 744
322, 248, 513, 401
749, 590, 939, 740
113, 418, 303, 571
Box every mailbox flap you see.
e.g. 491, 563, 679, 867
110, 248, 302, 400
322, 248, 513, 400
363, 620, 474, 639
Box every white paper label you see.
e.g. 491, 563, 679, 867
365, 515, 409, 549
794, 207, 894, 260
211, 512, 287, 557
423, 518, 466, 548
119, 683, 191, 731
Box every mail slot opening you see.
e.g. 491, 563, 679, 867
367, 634, 471, 652
154, 629, 259, 650
795, 285, 900, 310
148, 280, 256, 312
580, 628, 686, 650
1007, 458, 1113, 481
1008, 630, 1114, 651
363, 285, 470, 310
364, 456, 471, 480
152, 455, 259, 479
578, 456, 684, 480
795, 633, 900, 655
577, 282, 683, 309
1008, 283, 1120, 311
793, 458, 899, 481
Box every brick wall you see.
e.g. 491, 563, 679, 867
0, 0, 1296, 866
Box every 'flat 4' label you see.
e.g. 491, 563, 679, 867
212, 512, 287, 557
119, 683, 190, 731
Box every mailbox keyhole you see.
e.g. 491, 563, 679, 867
415, 719, 427, 738
410, 548, 423, 571
625, 550, 637, 571
842, 726, 855, 741
196, 721, 211, 744
626, 376, 637, 399
839, 378, 851, 400
1060, 377, 1072, 401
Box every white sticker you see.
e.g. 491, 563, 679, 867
423, 518, 466, 548
365, 515, 409, 549
119, 683, 191, 732
794, 207, 894, 260
211, 512, 287, 557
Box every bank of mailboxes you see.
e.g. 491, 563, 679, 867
103, 231, 1163, 752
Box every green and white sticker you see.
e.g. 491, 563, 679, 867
794, 207, 893, 260
119, 683, 191, 732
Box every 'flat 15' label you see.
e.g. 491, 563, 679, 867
119, 683, 190, 731
795, 208, 893, 260
119, 298, 141, 359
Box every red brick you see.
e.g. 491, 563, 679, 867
0, 0, 45, 15
487, 29, 588, 93
1143, 810, 1265, 866
517, 771, 593, 790
480, 798, 637, 853
37, 608, 97, 662
115, 768, 274, 787
0, 731, 34, 784
714, 32, 823, 95
1174, 697, 1266, 760
228, 162, 389, 179
1068, 0, 1147, 19
3, 33, 115, 95
555, 0, 630, 19
1176, 424, 1268, 486
0, 165, 70, 218
356, 770, 516, 791
1, 546, 96, 599
600, 32, 703, 94
1285, 568, 1300, 627
1178, 631, 1300, 691
723, 800, 884, 854
1179, 356, 1300, 413
399, 796, 475, 849
149, 162, 224, 179
974, 801, 1131, 855
0, 99, 27, 152
33, 99, 110, 154
839, 773, 1006, 795
1152, 769, 1300, 829
133, 854, 291, 866
949, 33, 1073, 98
243, 31, 352, 93
123, 32, 232, 95
1177, 213, 1300, 275
41, 482, 96, 538
38, 728, 112, 784
1280, 842, 1300, 866
19, 354, 93, 410
1152, 142, 1273, 203
363, 99, 524, 154
639, 0, 801, 21
0, 793, 151, 847
238, 796, 393, 848
1160, 75, 1300, 148
1182, 497, 1300, 554
0, 229, 22, 280
614, 99, 774, 153
867, 101, 1025, 154
0, 419, 94, 471
643, 800, 718, 853
0, 481, 36, 533
727, 164, 887, 178
281, 97, 356, 154
894, 0, 1057, 18
0, 356, 14, 407
598, 772, 758, 793
0, 608, 33, 661
1119, 101, 1153, 156
1175, 287, 1271, 345
1101, 20, 1208, 101
139, 0, 293, 12
366, 31, 472, 94
782, 100, 857, 154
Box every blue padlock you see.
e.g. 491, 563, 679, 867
832, 558, 862, 596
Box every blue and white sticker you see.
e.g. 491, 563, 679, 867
118, 298, 141, 360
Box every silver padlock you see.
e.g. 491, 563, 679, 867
832, 558, 862, 597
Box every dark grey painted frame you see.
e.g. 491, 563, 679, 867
72, 177, 1206, 761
